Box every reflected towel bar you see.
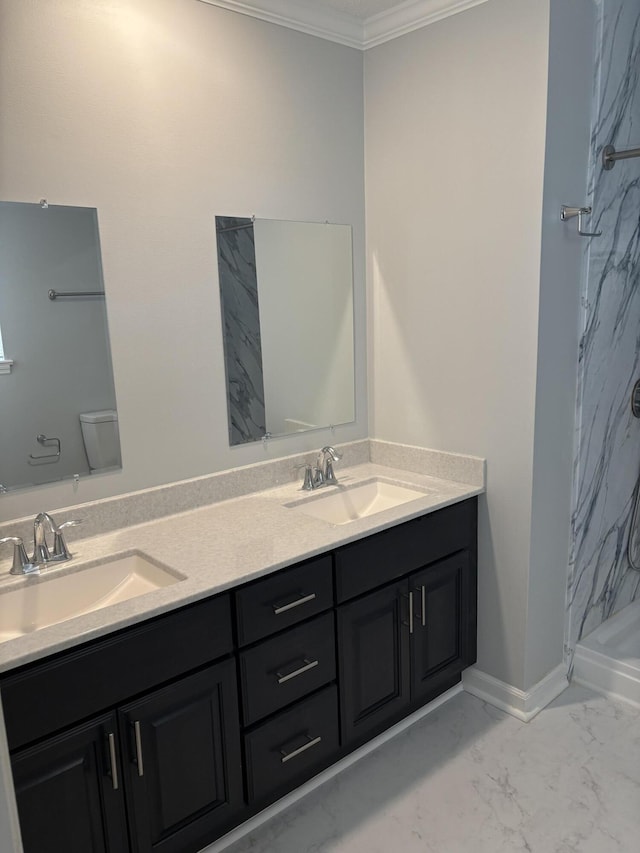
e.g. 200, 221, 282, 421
48, 289, 105, 300
602, 144, 640, 170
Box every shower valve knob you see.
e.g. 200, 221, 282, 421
632, 380, 640, 418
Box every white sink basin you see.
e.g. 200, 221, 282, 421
288, 478, 429, 525
0, 552, 184, 642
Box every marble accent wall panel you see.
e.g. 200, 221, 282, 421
216, 216, 266, 445
568, 0, 640, 658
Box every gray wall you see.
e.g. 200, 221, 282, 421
525, 0, 597, 687
365, 0, 551, 691
0, 0, 367, 521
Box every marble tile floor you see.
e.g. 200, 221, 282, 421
225, 685, 640, 853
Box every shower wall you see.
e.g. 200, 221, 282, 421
568, 0, 640, 657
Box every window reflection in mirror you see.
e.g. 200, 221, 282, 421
0, 201, 121, 492
215, 216, 355, 446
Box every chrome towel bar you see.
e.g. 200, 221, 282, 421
48, 289, 105, 300
602, 143, 640, 170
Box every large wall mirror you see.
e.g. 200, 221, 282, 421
0, 201, 121, 492
216, 216, 355, 446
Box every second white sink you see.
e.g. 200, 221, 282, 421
288, 478, 429, 525
0, 552, 184, 643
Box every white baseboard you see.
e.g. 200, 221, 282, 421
463, 663, 569, 722
200, 683, 463, 852
573, 644, 640, 709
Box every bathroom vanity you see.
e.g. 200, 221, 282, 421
0, 465, 478, 853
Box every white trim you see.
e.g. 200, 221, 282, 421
197, 0, 363, 49
363, 0, 489, 48
197, 0, 490, 50
0, 360, 13, 375
463, 664, 569, 722
573, 643, 640, 710
200, 683, 463, 852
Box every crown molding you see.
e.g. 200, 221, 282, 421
363, 0, 490, 48
197, 0, 363, 49
197, 0, 490, 50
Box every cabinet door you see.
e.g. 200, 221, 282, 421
120, 660, 244, 853
12, 712, 128, 853
337, 579, 411, 746
410, 551, 474, 702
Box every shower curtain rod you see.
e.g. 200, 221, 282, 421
602, 143, 640, 170
48, 289, 105, 300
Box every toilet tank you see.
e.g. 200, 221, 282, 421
79, 410, 121, 471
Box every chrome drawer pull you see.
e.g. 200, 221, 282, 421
107, 732, 119, 791
401, 591, 414, 634
276, 658, 319, 684
280, 734, 322, 764
133, 721, 145, 777
273, 591, 316, 615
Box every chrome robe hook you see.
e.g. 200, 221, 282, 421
560, 205, 602, 238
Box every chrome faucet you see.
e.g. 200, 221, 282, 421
33, 512, 55, 565
317, 446, 342, 486
295, 446, 343, 491
0, 513, 81, 575
31, 512, 81, 567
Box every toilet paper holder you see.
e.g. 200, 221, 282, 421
560, 205, 602, 238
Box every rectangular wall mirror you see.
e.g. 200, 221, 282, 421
0, 201, 121, 492
216, 216, 355, 446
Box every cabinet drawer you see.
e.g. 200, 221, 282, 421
335, 498, 477, 603
1, 594, 232, 752
240, 612, 336, 726
244, 685, 339, 804
235, 555, 333, 646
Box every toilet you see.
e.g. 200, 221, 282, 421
79, 409, 121, 472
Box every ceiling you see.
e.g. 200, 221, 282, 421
199, 1, 489, 49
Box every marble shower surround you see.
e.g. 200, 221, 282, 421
568, 0, 640, 655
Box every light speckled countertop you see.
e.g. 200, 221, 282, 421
0, 461, 482, 674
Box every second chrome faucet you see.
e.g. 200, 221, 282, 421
297, 446, 343, 491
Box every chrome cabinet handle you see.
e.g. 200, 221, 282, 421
273, 592, 316, 615
280, 734, 322, 764
276, 658, 319, 684
133, 721, 144, 777
401, 591, 414, 634
107, 732, 119, 791
419, 584, 426, 627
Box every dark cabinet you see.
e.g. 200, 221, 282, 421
235, 555, 334, 646
244, 686, 339, 804
2, 595, 233, 753
5, 497, 477, 853
410, 551, 475, 702
120, 662, 244, 853
337, 581, 411, 743
12, 713, 128, 853
11, 663, 243, 853
239, 612, 336, 726
338, 547, 476, 747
